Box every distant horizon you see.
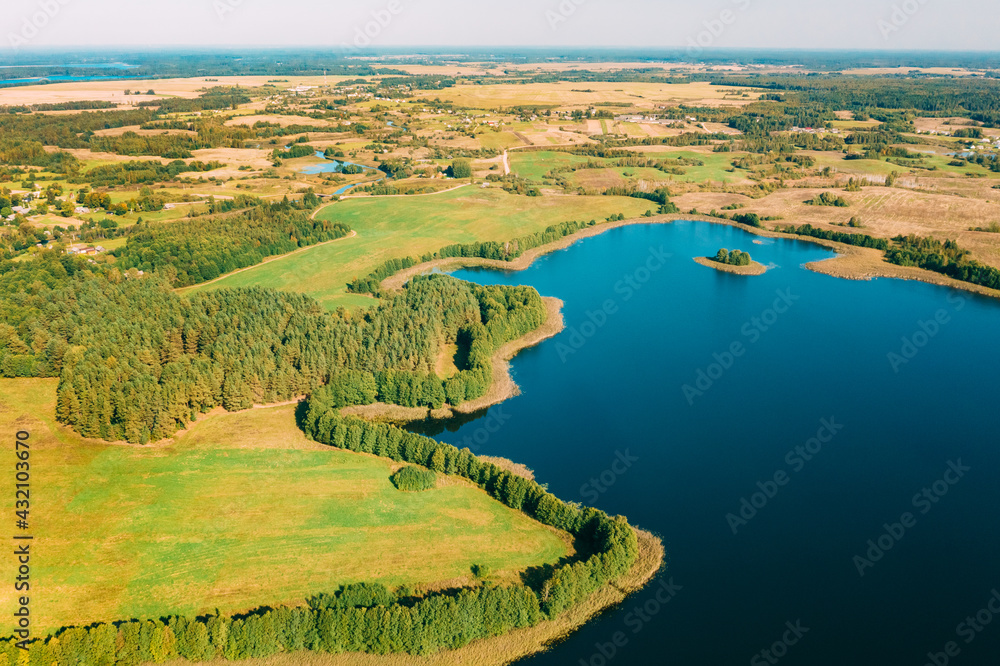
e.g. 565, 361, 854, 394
4, 0, 998, 53
4, 46, 1000, 54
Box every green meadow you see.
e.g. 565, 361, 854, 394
0, 379, 569, 635
185, 187, 649, 310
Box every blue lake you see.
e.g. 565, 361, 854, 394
435, 221, 1000, 665
0, 64, 139, 86
301, 151, 378, 176
301, 152, 384, 195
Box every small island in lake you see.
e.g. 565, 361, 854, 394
694, 248, 768, 275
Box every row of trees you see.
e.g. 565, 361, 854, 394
74, 160, 224, 188
887, 234, 1000, 290
113, 195, 345, 286
782, 224, 891, 250
0, 355, 639, 664
0, 583, 546, 663
299, 403, 639, 618
348, 219, 598, 296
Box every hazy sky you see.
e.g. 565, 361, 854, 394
2, 0, 996, 53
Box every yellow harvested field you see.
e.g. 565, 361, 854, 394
0, 76, 341, 106
434, 82, 762, 110
92, 125, 196, 137
674, 186, 1000, 269
191, 147, 276, 169
225, 114, 334, 128
912, 116, 1000, 138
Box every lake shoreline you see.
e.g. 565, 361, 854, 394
164, 527, 664, 666
341, 295, 566, 423
380, 213, 1000, 300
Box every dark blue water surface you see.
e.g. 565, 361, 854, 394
438, 221, 1000, 666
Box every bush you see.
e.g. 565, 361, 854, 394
808, 192, 849, 207
390, 466, 436, 491
713, 248, 752, 266
450, 159, 473, 179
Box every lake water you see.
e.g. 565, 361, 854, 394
301, 151, 377, 175
437, 221, 1000, 666
0, 63, 138, 87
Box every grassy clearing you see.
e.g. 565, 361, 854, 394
509, 151, 595, 182
0, 379, 569, 635
512, 149, 743, 187
160, 530, 664, 666
477, 131, 523, 151
185, 187, 649, 310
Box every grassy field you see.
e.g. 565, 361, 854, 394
511, 149, 745, 187
509, 151, 595, 181
0, 379, 569, 635
185, 187, 650, 310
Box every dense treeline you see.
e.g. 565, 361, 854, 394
0, 92, 348, 162
781, 226, 1000, 290
347, 257, 417, 294
713, 75, 1000, 125
326, 282, 546, 409
299, 404, 638, 616
435, 219, 592, 262
0, 256, 545, 442
138, 88, 251, 113
113, 194, 346, 286
72, 159, 224, 187
0, 108, 154, 151
0, 100, 118, 113
886, 234, 1000, 290
604, 132, 733, 149
782, 224, 890, 250
348, 219, 599, 296
602, 186, 679, 212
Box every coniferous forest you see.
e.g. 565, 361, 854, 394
0, 195, 637, 662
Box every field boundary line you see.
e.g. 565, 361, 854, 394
176, 231, 358, 292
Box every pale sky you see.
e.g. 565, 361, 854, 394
2, 0, 997, 53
